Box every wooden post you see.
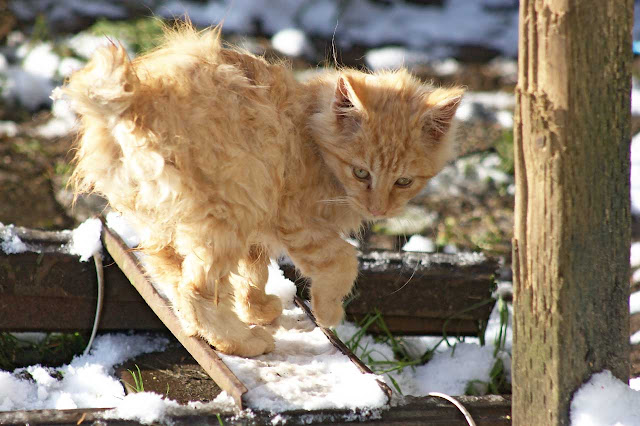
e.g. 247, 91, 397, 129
513, 1, 632, 424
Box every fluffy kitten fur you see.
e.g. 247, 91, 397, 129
63, 24, 463, 357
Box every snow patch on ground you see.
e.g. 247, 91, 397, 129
402, 235, 435, 253
571, 370, 640, 426
0, 224, 28, 254
271, 28, 314, 58
631, 134, 640, 215
0, 334, 168, 412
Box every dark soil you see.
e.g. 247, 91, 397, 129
0, 113, 76, 230
116, 338, 222, 404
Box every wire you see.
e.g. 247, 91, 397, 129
83, 252, 104, 357
428, 392, 477, 426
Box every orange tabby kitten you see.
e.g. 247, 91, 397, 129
63, 24, 463, 357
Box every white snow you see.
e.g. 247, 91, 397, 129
402, 235, 435, 253
410, 343, 496, 396
103, 392, 180, 424
424, 152, 513, 199
631, 242, 640, 268
2, 66, 54, 111
57, 56, 84, 78
631, 134, 640, 215
218, 264, 388, 412
0, 334, 168, 412
19, 42, 60, 80
0, 223, 28, 254
495, 110, 514, 128
632, 79, 640, 117
32, 93, 78, 139
335, 322, 499, 397
65, 32, 131, 60
271, 28, 314, 58
156, 0, 519, 57
364, 47, 432, 71
106, 211, 141, 248
571, 370, 640, 426
69, 217, 102, 262
631, 292, 640, 315
0, 121, 19, 138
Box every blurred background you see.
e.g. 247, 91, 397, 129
0, 0, 638, 264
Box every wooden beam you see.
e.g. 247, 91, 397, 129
281, 250, 498, 336
1, 224, 498, 335
0, 395, 512, 425
0, 227, 165, 331
512, 0, 632, 424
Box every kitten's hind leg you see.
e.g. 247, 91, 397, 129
231, 245, 283, 325
174, 247, 275, 357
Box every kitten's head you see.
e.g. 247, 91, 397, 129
310, 69, 463, 220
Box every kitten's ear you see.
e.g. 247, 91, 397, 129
332, 74, 367, 123
423, 87, 464, 142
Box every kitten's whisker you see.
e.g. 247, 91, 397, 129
318, 197, 350, 205
388, 257, 419, 295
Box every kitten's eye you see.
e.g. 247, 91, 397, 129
395, 177, 413, 187
353, 167, 371, 180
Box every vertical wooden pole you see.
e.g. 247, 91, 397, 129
513, 0, 632, 424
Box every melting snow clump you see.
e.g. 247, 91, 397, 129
402, 235, 435, 252
0, 224, 28, 254
69, 217, 103, 261
106, 211, 141, 248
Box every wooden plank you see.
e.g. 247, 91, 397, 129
0, 395, 512, 425
101, 225, 249, 410
0, 229, 165, 331
1, 224, 498, 335
281, 250, 498, 336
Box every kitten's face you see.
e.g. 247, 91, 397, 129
322, 142, 434, 220
312, 70, 463, 220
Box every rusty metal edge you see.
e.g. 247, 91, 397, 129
293, 295, 394, 403
101, 223, 248, 410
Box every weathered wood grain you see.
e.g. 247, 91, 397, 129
281, 251, 498, 336
0, 226, 165, 331
0, 395, 512, 425
1, 224, 499, 335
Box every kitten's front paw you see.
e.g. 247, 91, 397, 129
312, 297, 344, 328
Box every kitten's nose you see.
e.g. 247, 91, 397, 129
369, 207, 387, 217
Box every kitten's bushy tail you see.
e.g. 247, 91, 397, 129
63, 42, 139, 121
62, 42, 141, 205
